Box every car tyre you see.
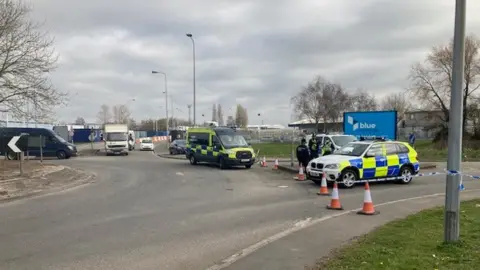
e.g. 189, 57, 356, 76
56, 150, 67, 159
189, 155, 197, 165
245, 165, 252, 169
398, 165, 414, 184
339, 168, 358, 188
6, 151, 17, 160
219, 157, 227, 170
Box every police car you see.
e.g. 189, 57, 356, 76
306, 137, 420, 188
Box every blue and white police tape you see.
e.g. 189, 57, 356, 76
348, 169, 480, 191
353, 172, 445, 184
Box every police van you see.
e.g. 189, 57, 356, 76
306, 137, 420, 188
185, 127, 256, 169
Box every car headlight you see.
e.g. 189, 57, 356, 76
225, 149, 234, 154
68, 145, 74, 150
324, 164, 339, 169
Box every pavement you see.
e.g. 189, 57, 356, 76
1, 142, 480, 270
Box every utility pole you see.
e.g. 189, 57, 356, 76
188, 104, 192, 125
444, 0, 466, 243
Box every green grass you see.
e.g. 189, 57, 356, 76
315, 199, 480, 270
251, 140, 480, 161
251, 143, 293, 158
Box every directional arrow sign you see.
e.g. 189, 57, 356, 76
7, 136, 21, 153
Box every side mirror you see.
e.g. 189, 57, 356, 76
365, 151, 376, 158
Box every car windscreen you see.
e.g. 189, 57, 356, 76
219, 134, 249, 149
142, 139, 152, 143
332, 136, 356, 147
106, 132, 128, 141
175, 140, 186, 146
335, 143, 370, 156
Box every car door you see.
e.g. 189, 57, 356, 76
362, 144, 386, 179
195, 133, 210, 162
209, 135, 221, 163
384, 143, 400, 176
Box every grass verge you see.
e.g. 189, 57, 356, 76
252, 140, 480, 161
313, 199, 480, 270
251, 143, 293, 158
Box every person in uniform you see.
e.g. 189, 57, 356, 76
322, 139, 335, 156
296, 138, 310, 171
308, 133, 319, 160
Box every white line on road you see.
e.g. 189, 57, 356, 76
176, 172, 184, 176
204, 188, 480, 270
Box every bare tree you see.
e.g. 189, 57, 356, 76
349, 89, 377, 112
96, 104, 112, 124
408, 34, 480, 134
324, 83, 351, 123
211, 104, 217, 122
217, 104, 224, 126
112, 104, 131, 124
291, 76, 350, 131
74, 117, 86, 125
0, 0, 64, 120
380, 92, 411, 119
235, 104, 248, 127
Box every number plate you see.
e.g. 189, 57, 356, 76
310, 171, 320, 177
241, 159, 250, 162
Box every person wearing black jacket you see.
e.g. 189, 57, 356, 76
296, 138, 310, 170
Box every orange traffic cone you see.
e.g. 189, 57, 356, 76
317, 172, 330, 196
326, 182, 343, 210
357, 182, 379, 215
273, 159, 279, 170
294, 166, 305, 181
261, 156, 268, 167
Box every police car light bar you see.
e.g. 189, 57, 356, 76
359, 136, 387, 141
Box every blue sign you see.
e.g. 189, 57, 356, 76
343, 111, 397, 140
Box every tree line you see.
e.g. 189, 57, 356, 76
292, 34, 480, 141
209, 103, 249, 127
291, 77, 410, 131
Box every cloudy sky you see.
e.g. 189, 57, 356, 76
28, 0, 480, 126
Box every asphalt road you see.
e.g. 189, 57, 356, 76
1, 147, 479, 270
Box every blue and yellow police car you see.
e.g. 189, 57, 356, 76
306, 137, 420, 188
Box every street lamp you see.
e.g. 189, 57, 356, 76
186, 33, 196, 126
152, 70, 169, 138
257, 113, 264, 126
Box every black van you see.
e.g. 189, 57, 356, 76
0, 127, 77, 160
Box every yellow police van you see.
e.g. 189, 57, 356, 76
185, 127, 256, 169
306, 137, 420, 188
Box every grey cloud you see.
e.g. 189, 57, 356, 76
32, 0, 480, 125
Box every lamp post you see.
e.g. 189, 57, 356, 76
186, 33, 196, 126
152, 70, 169, 142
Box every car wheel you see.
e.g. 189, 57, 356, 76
56, 150, 67, 159
7, 151, 17, 160
189, 155, 197, 165
245, 165, 252, 169
339, 169, 358, 188
219, 157, 227, 170
398, 165, 414, 184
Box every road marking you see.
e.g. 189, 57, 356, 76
278, 186, 288, 188
176, 172, 184, 176
204, 188, 480, 270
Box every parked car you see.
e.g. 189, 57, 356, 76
0, 127, 77, 160
169, 139, 186, 155
139, 138, 154, 151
